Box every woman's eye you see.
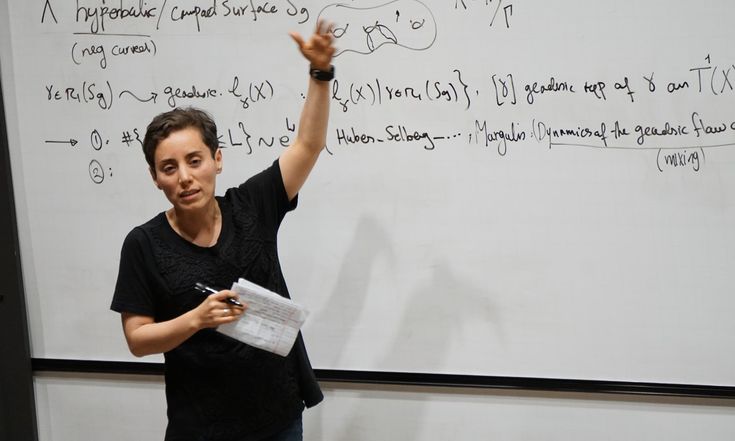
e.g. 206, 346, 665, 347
162, 165, 176, 174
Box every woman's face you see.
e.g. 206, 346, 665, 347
151, 126, 222, 213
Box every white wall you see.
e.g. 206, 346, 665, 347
35, 373, 735, 441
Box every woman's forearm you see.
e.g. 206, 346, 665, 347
123, 310, 201, 357
294, 76, 331, 154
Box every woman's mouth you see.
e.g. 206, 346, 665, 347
179, 189, 200, 200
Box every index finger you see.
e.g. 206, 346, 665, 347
209, 289, 236, 300
211, 290, 245, 308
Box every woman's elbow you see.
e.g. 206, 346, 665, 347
127, 341, 150, 358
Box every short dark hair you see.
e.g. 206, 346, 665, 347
142, 107, 219, 172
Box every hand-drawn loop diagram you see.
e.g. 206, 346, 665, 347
318, 0, 437, 57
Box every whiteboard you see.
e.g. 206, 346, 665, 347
2, 0, 734, 386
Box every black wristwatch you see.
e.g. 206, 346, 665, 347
309, 65, 335, 81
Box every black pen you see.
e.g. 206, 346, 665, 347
194, 282, 243, 307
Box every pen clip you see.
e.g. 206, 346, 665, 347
194, 282, 211, 294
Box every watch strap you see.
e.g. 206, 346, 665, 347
309, 65, 335, 81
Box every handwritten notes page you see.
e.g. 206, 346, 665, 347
217, 279, 308, 357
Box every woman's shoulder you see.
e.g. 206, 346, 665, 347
122, 212, 168, 246
219, 161, 271, 205
130, 212, 167, 233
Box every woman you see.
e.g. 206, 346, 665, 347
111, 21, 335, 441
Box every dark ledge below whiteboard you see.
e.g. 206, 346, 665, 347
31, 358, 735, 399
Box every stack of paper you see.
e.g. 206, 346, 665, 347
217, 278, 309, 356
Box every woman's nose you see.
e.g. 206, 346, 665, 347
178, 168, 193, 185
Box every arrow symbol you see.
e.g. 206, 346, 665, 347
119, 89, 159, 103
45, 139, 78, 146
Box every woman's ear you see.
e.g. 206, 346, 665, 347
215, 149, 223, 174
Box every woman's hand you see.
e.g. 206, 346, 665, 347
193, 290, 247, 329
289, 19, 336, 70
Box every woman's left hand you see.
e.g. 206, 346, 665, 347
289, 19, 336, 71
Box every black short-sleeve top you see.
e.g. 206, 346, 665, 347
111, 160, 323, 441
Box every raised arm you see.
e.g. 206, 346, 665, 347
279, 19, 336, 201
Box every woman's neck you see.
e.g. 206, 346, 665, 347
166, 201, 222, 247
